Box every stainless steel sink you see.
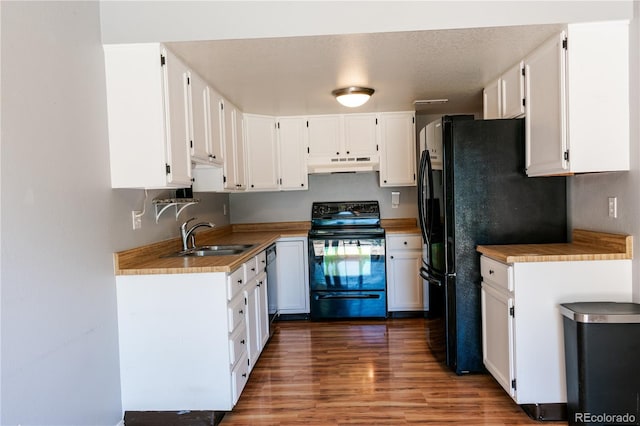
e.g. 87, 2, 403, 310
165, 244, 255, 257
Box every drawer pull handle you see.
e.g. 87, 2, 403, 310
489, 270, 495, 275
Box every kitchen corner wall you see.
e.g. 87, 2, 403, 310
229, 172, 417, 223
569, 2, 640, 301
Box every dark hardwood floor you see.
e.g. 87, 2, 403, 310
220, 318, 566, 425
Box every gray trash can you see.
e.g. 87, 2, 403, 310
560, 302, 640, 426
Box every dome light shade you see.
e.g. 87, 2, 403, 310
332, 86, 375, 108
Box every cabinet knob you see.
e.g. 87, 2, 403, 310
251, 267, 256, 272
240, 339, 245, 344
301, 183, 304, 187
239, 309, 244, 314
251, 184, 254, 188
242, 373, 247, 378
390, 255, 394, 259
403, 241, 408, 245
489, 270, 494, 275
336, 152, 340, 155
384, 180, 387, 183
238, 279, 243, 284
346, 151, 350, 154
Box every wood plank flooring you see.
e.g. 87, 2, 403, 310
220, 318, 566, 425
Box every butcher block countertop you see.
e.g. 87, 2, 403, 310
477, 229, 633, 263
114, 222, 309, 275
114, 218, 419, 275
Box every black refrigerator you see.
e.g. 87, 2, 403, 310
418, 115, 567, 375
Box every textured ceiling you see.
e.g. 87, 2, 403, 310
168, 24, 565, 116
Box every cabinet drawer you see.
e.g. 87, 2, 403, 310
231, 352, 250, 406
227, 267, 245, 300
244, 257, 259, 282
229, 325, 247, 367
387, 234, 422, 251
228, 294, 246, 333
480, 256, 513, 292
256, 250, 267, 273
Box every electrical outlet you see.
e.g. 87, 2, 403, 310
608, 197, 618, 218
132, 211, 142, 230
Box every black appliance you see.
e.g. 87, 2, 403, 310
308, 201, 386, 319
418, 116, 567, 374
265, 243, 278, 337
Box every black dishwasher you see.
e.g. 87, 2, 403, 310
265, 244, 278, 337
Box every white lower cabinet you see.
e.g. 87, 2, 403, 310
480, 255, 632, 405
275, 237, 310, 314
116, 250, 267, 411
386, 234, 426, 312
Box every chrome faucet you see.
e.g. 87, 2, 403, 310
180, 217, 215, 251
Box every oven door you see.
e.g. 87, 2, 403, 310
308, 237, 386, 292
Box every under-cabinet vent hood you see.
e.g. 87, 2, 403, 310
307, 156, 380, 174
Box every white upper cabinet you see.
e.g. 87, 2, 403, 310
245, 114, 279, 191
206, 87, 224, 165
307, 115, 342, 159
307, 114, 379, 172
379, 112, 416, 186
187, 71, 213, 165
104, 43, 192, 189
277, 117, 308, 191
222, 100, 247, 191
343, 114, 378, 157
524, 33, 567, 175
483, 78, 501, 119
483, 61, 524, 120
501, 61, 525, 119
525, 21, 629, 176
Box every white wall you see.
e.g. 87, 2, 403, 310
230, 173, 417, 223
569, 1, 640, 300
0, 2, 228, 424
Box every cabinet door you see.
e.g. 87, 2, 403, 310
275, 239, 309, 314
245, 280, 260, 371
234, 108, 247, 190
187, 71, 211, 164
483, 78, 501, 119
307, 115, 342, 158
245, 114, 278, 190
387, 251, 423, 311
501, 61, 525, 118
379, 112, 416, 187
221, 98, 238, 190
524, 32, 568, 176
481, 283, 515, 399
278, 117, 308, 190
206, 87, 224, 164
162, 48, 192, 186
257, 274, 270, 350
343, 113, 378, 157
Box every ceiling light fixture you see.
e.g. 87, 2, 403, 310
332, 86, 375, 108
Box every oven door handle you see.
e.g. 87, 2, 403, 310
314, 294, 381, 300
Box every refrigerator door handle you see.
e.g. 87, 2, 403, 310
420, 266, 443, 287
417, 151, 430, 245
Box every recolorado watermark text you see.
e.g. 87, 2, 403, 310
575, 412, 637, 424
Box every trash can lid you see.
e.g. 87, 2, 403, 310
559, 302, 640, 323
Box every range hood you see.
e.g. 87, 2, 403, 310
307, 156, 380, 174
